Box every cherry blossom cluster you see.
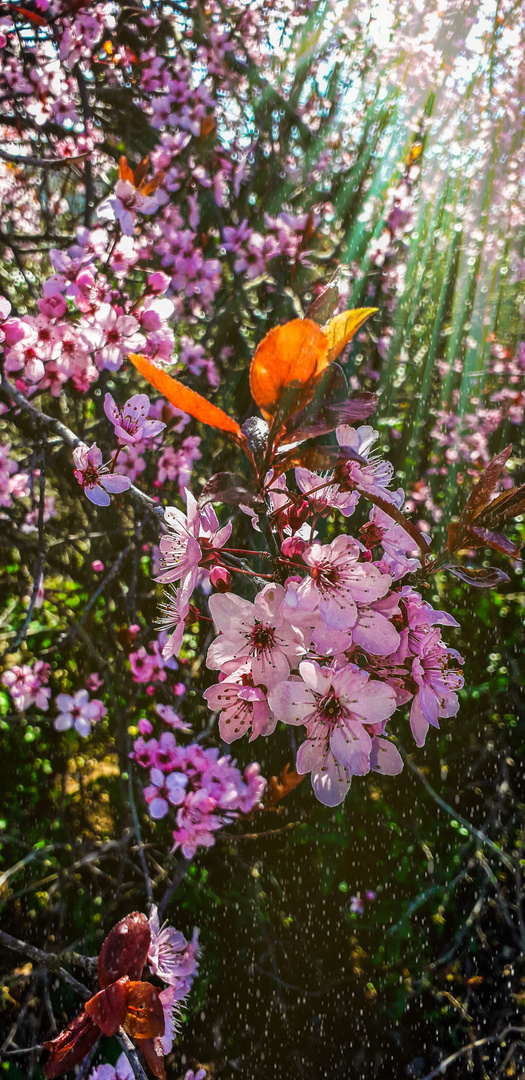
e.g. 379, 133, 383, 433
150, 423, 464, 807
131, 706, 266, 858
2, 659, 51, 712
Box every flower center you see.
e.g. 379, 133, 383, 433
310, 561, 339, 589
318, 690, 344, 726
250, 623, 275, 655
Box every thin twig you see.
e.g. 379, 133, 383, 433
400, 750, 514, 871
158, 858, 191, 920
418, 1025, 525, 1080
0, 929, 92, 1000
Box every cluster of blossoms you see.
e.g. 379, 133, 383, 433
153, 423, 463, 807
1, 667, 108, 739
2, 660, 51, 712
131, 705, 266, 857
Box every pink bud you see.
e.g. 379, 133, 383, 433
281, 536, 307, 559
37, 294, 68, 318
3, 318, 25, 347
287, 499, 310, 531
147, 272, 171, 295
92, 560, 105, 572
210, 566, 231, 592
146, 685, 155, 696
138, 718, 153, 735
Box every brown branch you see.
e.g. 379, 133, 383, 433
0, 929, 92, 1000
0, 147, 88, 168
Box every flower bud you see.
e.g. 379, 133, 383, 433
287, 499, 310, 531
138, 718, 153, 735
281, 536, 307, 559
210, 565, 231, 592
147, 271, 171, 295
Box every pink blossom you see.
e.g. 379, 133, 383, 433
409, 630, 464, 748
285, 535, 391, 633
104, 392, 165, 445
268, 660, 399, 805
89, 1053, 134, 1080
157, 490, 232, 593
148, 905, 199, 986
80, 304, 145, 371
144, 767, 188, 818
204, 666, 276, 743
73, 443, 131, 506
335, 425, 398, 503
156, 584, 191, 660
207, 584, 306, 688
54, 689, 106, 737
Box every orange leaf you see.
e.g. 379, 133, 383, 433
322, 308, 378, 364
123, 981, 165, 1039
128, 354, 245, 444
249, 318, 329, 420
264, 764, 304, 808
141, 170, 166, 196
119, 155, 135, 183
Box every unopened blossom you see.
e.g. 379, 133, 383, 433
73, 443, 131, 506
268, 660, 399, 806
104, 392, 166, 445
206, 584, 306, 688
54, 689, 107, 737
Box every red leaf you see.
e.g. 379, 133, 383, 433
43, 1012, 98, 1079
98, 911, 150, 989
123, 981, 165, 1039
129, 353, 245, 445
10, 6, 48, 26
139, 1038, 166, 1079
85, 976, 130, 1036
283, 394, 377, 445
249, 318, 330, 421
465, 525, 521, 558
443, 564, 510, 588
480, 482, 525, 526
198, 472, 263, 510
119, 155, 135, 184
264, 764, 304, 808
458, 445, 513, 526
